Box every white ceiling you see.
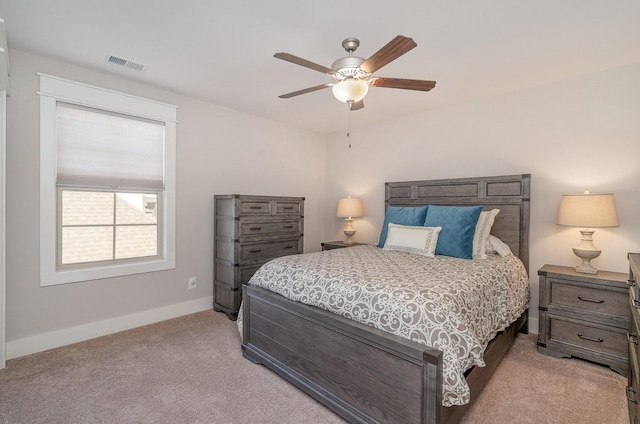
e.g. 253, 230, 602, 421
2, 1, 639, 135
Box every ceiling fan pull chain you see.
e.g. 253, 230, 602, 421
346, 108, 352, 149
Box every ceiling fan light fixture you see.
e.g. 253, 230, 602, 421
332, 78, 369, 104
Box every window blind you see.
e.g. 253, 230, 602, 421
56, 102, 165, 190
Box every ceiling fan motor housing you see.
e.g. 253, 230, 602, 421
331, 56, 367, 80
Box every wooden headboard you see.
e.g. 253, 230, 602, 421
385, 174, 531, 273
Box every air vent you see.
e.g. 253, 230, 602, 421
106, 55, 147, 72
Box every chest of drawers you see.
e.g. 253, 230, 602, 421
537, 264, 628, 375
213, 194, 304, 320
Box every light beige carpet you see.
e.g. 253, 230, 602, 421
0, 310, 628, 423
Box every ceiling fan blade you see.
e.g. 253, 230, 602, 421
371, 77, 436, 91
274, 52, 337, 76
349, 100, 364, 111
360, 35, 417, 74
278, 84, 332, 99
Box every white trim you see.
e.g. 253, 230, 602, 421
39, 75, 177, 286
0, 18, 9, 92
37, 73, 177, 122
6, 296, 213, 360
0, 91, 6, 368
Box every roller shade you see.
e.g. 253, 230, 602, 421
56, 102, 165, 190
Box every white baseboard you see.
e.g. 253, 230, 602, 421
7, 296, 213, 360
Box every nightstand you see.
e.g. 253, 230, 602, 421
537, 264, 628, 375
321, 241, 367, 251
627, 253, 640, 422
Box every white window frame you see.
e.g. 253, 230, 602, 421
39, 74, 177, 286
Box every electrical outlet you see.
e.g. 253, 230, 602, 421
188, 277, 197, 289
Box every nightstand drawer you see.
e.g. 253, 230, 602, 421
548, 315, 627, 359
549, 277, 627, 319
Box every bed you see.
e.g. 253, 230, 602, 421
241, 174, 531, 424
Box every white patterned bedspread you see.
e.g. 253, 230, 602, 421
247, 244, 529, 407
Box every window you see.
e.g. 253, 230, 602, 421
39, 74, 177, 286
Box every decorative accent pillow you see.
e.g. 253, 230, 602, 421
423, 205, 483, 259
486, 235, 513, 257
383, 223, 442, 257
472, 209, 500, 259
377, 206, 429, 247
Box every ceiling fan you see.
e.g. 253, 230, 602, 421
274, 35, 436, 111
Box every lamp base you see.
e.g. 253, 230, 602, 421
572, 229, 602, 274
343, 230, 356, 245
343, 218, 356, 244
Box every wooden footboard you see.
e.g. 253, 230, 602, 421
242, 284, 444, 424
242, 284, 527, 424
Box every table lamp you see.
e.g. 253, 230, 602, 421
336, 196, 363, 244
557, 192, 619, 274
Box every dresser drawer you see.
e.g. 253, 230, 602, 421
548, 277, 627, 319
239, 200, 271, 215
240, 238, 301, 263
215, 262, 263, 289
239, 219, 302, 238
547, 315, 627, 359
214, 282, 241, 316
274, 200, 303, 216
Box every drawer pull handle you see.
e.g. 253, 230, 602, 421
249, 249, 262, 253
629, 279, 637, 287
628, 387, 638, 404
577, 333, 603, 343
628, 332, 639, 345
283, 245, 293, 250
283, 225, 294, 229
577, 296, 604, 304
249, 226, 262, 231
283, 206, 294, 210
250, 206, 263, 210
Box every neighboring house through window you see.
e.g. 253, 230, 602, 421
39, 74, 177, 286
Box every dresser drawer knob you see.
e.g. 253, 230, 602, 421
628, 387, 638, 404
283, 206, 294, 210
283, 225, 294, 229
283, 245, 293, 250
249, 248, 262, 253
577, 296, 604, 304
628, 332, 639, 345
629, 279, 637, 287
577, 333, 603, 343
250, 206, 263, 210
249, 226, 262, 231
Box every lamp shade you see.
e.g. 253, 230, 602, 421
557, 193, 619, 228
336, 197, 363, 219
332, 79, 369, 104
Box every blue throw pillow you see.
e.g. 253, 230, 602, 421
377, 206, 429, 247
423, 205, 483, 259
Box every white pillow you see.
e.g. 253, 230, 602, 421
486, 235, 512, 257
383, 223, 442, 257
472, 209, 500, 259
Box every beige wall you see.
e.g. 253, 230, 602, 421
5, 49, 326, 356
324, 62, 640, 330
6, 47, 640, 355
